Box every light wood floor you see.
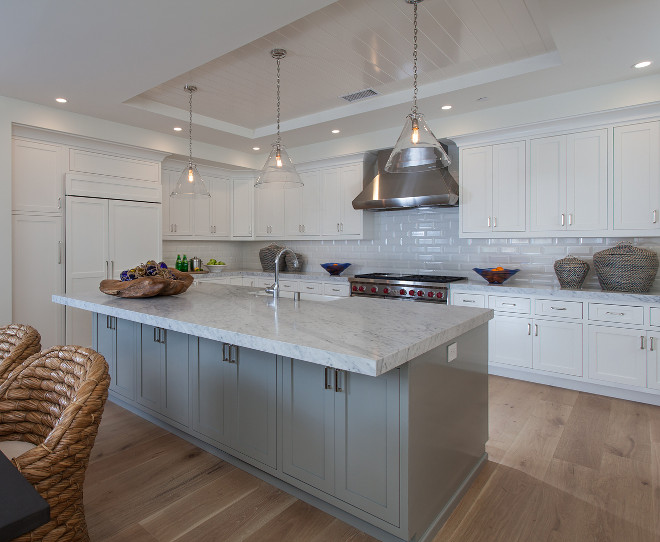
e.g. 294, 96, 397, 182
84, 377, 660, 542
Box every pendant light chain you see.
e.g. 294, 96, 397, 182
188, 87, 194, 166
412, 0, 419, 116
276, 55, 281, 145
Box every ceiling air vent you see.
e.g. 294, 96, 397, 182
340, 88, 379, 102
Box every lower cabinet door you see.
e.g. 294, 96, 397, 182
490, 315, 533, 368
114, 318, 138, 400
192, 338, 233, 445
161, 329, 190, 426
334, 369, 400, 526
588, 325, 647, 387
230, 346, 277, 468
533, 319, 583, 376
282, 358, 335, 494
138, 324, 162, 412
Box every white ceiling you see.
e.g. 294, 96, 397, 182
1, 0, 659, 157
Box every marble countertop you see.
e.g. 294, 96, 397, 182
53, 284, 492, 377
451, 279, 660, 303
198, 270, 350, 282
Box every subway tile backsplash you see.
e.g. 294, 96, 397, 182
164, 207, 660, 288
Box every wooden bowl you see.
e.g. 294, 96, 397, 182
99, 269, 194, 298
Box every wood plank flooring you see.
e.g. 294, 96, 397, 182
84, 377, 660, 541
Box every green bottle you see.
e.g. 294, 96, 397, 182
176, 254, 181, 271
182, 254, 188, 272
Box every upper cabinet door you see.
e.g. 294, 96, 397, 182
614, 121, 660, 230
232, 178, 253, 238
165, 169, 193, 236
209, 175, 231, 238
12, 138, 66, 214
461, 146, 493, 233
567, 129, 608, 231
300, 170, 321, 236
321, 168, 342, 235
493, 141, 526, 232
530, 135, 566, 231
254, 187, 285, 237
338, 164, 363, 236
284, 185, 304, 237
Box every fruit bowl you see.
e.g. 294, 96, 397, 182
321, 263, 351, 276
473, 267, 519, 284
205, 264, 226, 272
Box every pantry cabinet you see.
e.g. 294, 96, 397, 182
281, 357, 400, 525
460, 141, 526, 233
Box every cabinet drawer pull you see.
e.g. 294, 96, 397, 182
493, 217, 497, 228
222, 343, 229, 362
568, 213, 573, 226
605, 311, 624, 316
335, 369, 343, 392
229, 344, 238, 363
153, 327, 158, 343
654, 210, 658, 224
550, 306, 567, 311
305, 286, 314, 290
340, 222, 344, 232
324, 367, 332, 390
58, 241, 62, 264
330, 288, 340, 292
501, 302, 517, 307
534, 324, 539, 336
337, 223, 340, 232
57, 197, 62, 210
462, 299, 475, 303
641, 336, 645, 350
527, 323, 531, 335
302, 224, 305, 233
487, 216, 491, 228
561, 213, 565, 226
651, 337, 655, 351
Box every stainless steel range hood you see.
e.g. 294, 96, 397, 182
352, 139, 459, 211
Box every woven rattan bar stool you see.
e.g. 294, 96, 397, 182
0, 345, 110, 542
0, 323, 41, 383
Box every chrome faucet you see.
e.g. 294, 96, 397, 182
266, 248, 298, 299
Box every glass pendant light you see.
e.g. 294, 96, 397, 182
171, 84, 210, 197
385, 0, 450, 173
255, 49, 303, 189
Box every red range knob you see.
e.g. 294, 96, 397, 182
417, 290, 424, 297
436, 292, 444, 299
371, 287, 378, 293
383, 287, 389, 294
409, 290, 415, 296
399, 289, 406, 295
358, 286, 365, 292
352, 285, 358, 291
428, 291, 434, 297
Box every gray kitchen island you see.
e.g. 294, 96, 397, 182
54, 283, 493, 542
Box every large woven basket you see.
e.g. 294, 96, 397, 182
554, 255, 590, 289
593, 242, 659, 292
259, 244, 286, 272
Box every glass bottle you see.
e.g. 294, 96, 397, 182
182, 254, 188, 272
176, 254, 181, 271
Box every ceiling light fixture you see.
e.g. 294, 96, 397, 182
331, 129, 340, 134
385, 0, 449, 173
252, 146, 261, 151
441, 105, 452, 110
55, 97, 67, 103
170, 85, 210, 198
255, 49, 303, 189
173, 126, 182, 131
634, 60, 652, 69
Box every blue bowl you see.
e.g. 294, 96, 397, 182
473, 267, 519, 284
321, 263, 351, 276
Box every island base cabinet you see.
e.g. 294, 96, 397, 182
138, 325, 190, 427
192, 339, 277, 469
281, 359, 400, 526
93, 314, 138, 401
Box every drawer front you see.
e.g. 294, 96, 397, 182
588, 303, 644, 325
323, 282, 350, 297
535, 299, 583, 319
255, 277, 273, 288
202, 278, 230, 285
299, 281, 323, 294
489, 295, 531, 314
649, 307, 660, 327
451, 292, 486, 308
279, 280, 299, 291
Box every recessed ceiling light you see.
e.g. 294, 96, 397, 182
331, 129, 340, 134
173, 127, 183, 131
441, 105, 452, 110
55, 97, 67, 103
634, 60, 652, 69
252, 147, 260, 151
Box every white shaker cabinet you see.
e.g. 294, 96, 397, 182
193, 174, 231, 238
588, 325, 647, 387
284, 170, 321, 236
231, 177, 254, 238
530, 129, 607, 232
613, 121, 660, 231
460, 141, 526, 234
321, 163, 364, 237
254, 187, 285, 237
162, 168, 194, 236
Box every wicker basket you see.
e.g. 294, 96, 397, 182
593, 242, 659, 292
554, 256, 590, 289
259, 244, 286, 272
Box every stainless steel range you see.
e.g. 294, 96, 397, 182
348, 273, 466, 303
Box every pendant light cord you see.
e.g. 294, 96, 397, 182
276, 56, 281, 146
412, 0, 419, 117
